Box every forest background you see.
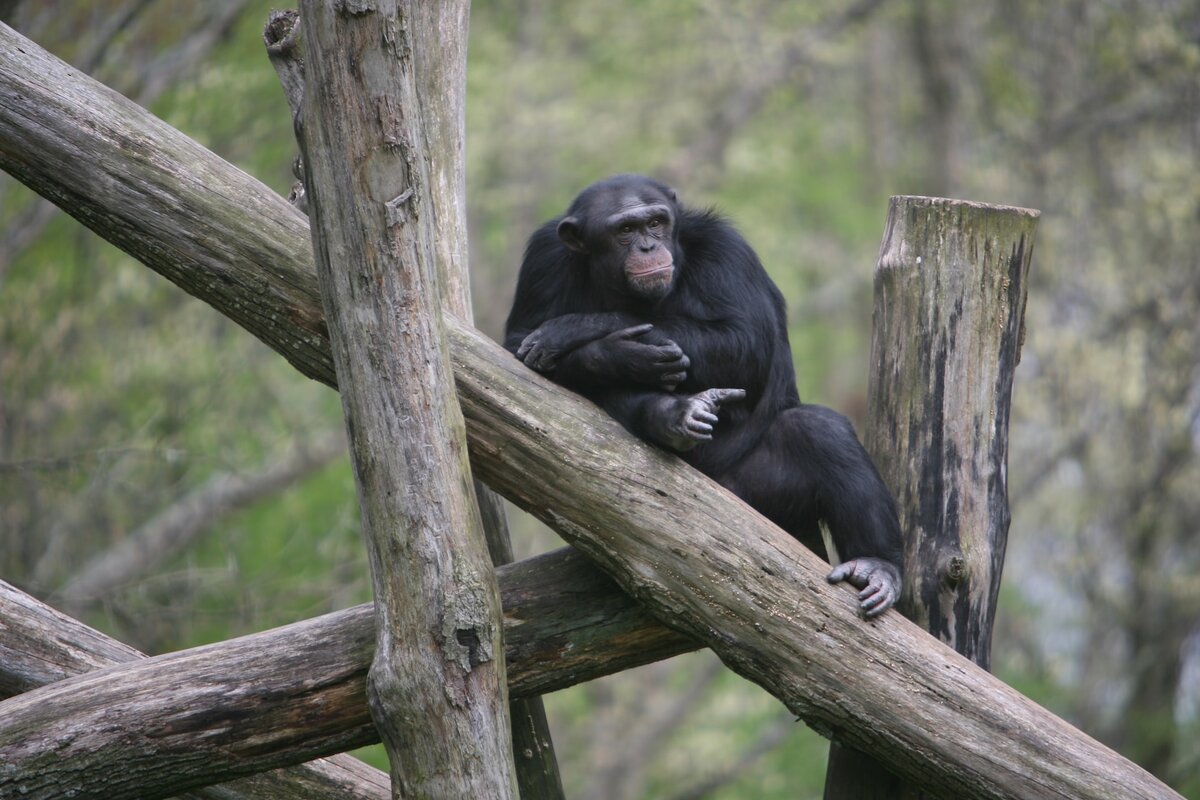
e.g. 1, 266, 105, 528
1, 1, 1197, 797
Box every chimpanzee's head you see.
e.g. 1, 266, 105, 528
556, 174, 680, 301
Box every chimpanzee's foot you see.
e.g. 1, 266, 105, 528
827, 557, 901, 618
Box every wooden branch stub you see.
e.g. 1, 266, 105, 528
825, 195, 1040, 799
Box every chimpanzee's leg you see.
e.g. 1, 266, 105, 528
719, 404, 904, 616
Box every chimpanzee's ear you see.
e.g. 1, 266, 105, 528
557, 216, 586, 252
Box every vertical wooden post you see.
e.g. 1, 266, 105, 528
296, 2, 517, 798
406, 6, 564, 795
825, 196, 1039, 798
265, 7, 563, 794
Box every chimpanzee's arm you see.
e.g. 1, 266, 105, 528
506, 312, 639, 368
510, 314, 691, 392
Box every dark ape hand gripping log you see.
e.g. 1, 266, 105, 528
504, 174, 903, 616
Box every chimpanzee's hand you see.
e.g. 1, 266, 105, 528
650, 388, 746, 451
517, 317, 588, 373
827, 557, 901, 618
615, 325, 690, 389
575, 324, 690, 390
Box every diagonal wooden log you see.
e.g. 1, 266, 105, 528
0, 21, 1179, 800
0, 550, 694, 800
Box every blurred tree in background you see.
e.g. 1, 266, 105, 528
1, 1, 1196, 797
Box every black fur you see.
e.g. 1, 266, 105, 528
504, 175, 904, 615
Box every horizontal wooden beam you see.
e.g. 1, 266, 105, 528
0, 549, 693, 799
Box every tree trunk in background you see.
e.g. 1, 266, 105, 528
296, 2, 516, 798
825, 196, 1039, 798
910, 0, 961, 196
264, 10, 563, 796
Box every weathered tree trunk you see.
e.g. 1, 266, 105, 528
0, 550, 690, 800
824, 196, 1039, 798
0, 23, 1180, 800
405, 7, 564, 790
264, 11, 562, 795
877, 196, 1037, 662
295, 2, 515, 797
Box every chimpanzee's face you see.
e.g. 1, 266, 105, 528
556, 176, 679, 301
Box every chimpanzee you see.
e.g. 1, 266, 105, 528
503, 174, 903, 617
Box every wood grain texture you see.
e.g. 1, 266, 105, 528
296, 2, 515, 796
869, 196, 1038, 667
0, 22, 1178, 800
263, 9, 563, 793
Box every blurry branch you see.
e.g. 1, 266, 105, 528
662, 0, 890, 189
1095, 275, 1200, 345
1010, 431, 1088, 501
29, 437, 152, 589
1008, 34, 1200, 157
0, 0, 251, 286
667, 715, 793, 800
602, 657, 725, 800
628, 662, 720, 796
129, 0, 251, 106
910, 0, 961, 194
77, 0, 159, 74
0, 446, 186, 475
57, 433, 344, 606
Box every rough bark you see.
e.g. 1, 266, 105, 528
0, 549, 694, 800
264, 11, 562, 794
824, 196, 1039, 798
295, 2, 515, 797
874, 196, 1037, 664
1, 574, 394, 800
0, 22, 1181, 800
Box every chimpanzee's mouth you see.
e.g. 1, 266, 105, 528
628, 263, 674, 276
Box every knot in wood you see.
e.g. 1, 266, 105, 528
942, 554, 968, 587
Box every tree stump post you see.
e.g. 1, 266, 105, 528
825, 196, 1039, 798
